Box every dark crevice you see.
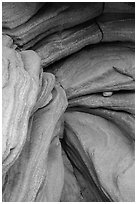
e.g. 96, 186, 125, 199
61, 127, 113, 202
68, 89, 135, 101
66, 105, 134, 118
94, 19, 104, 42
113, 66, 135, 81
2, 174, 8, 193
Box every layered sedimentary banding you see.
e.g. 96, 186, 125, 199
3, 85, 68, 202
33, 14, 134, 67
64, 111, 135, 201
2, 2, 44, 29
68, 92, 135, 115
48, 43, 135, 99
2, 2, 135, 202
2, 35, 42, 174
3, 3, 103, 47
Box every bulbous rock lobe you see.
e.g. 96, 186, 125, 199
64, 111, 135, 202
3, 85, 68, 202
2, 35, 42, 174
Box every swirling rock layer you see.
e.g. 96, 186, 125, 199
2, 36, 42, 174
2, 2, 135, 202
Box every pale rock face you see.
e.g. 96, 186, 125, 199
2, 2, 135, 201
2, 85, 68, 202
64, 111, 135, 202
2, 35, 68, 202
2, 35, 41, 174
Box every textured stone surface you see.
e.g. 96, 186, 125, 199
2, 3, 135, 202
